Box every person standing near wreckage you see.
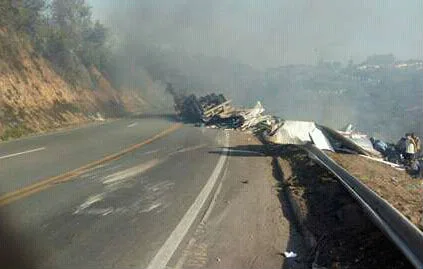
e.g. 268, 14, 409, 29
405, 133, 416, 162
411, 133, 421, 156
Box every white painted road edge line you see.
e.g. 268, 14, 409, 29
201, 163, 229, 225
145, 132, 229, 269
0, 147, 46, 160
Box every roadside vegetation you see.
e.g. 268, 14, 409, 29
1, 0, 111, 87
0, 0, 157, 141
0, 125, 31, 141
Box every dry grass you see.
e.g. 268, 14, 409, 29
0, 30, 148, 140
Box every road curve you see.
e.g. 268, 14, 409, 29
0, 117, 229, 268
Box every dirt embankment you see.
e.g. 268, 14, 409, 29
327, 152, 423, 230
0, 28, 151, 140
276, 146, 412, 269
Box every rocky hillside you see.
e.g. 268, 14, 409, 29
0, 27, 149, 140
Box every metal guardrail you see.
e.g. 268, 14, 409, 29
302, 144, 423, 268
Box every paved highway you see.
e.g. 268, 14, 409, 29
0, 117, 303, 269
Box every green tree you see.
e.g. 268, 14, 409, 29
79, 20, 110, 69
0, 0, 46, 32
16, 0, 46, 34
1, 0, 112, 87
0, 0, 17, 27
49, 0, 110, 68
50, 0, 92, 52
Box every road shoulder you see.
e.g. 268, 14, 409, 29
172, 131, 306, 269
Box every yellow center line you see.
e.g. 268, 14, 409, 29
0, 123, 182, 207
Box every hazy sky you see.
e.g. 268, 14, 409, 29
87, 0, 423, 68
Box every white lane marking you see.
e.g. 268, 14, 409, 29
201, 163, 229, 224
145, 132, 229, 269
103, 159, 160, 185
0, 147, 46, 160
128, 122, 138, 128
174, 162, 229, 269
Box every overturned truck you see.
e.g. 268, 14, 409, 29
170, 91, 232, 123
167, 86, 278, 132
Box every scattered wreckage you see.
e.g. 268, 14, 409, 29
170, 91, 276, 132
169, 91, 423, 266
170, 91, 421, 172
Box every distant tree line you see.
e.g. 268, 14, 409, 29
0, 0, 110, 87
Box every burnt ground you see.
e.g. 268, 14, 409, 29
274, 145, 413, 269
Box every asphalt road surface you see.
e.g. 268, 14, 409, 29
0, 117, 304, 269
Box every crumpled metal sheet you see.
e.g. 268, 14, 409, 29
263, 120, 334, 151
337, 130, 380, 155
264, 120, 316, 145
310, 128, 334, 151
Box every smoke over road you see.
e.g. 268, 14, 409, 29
88, 0, 423, 140
90, 0, 422, 67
